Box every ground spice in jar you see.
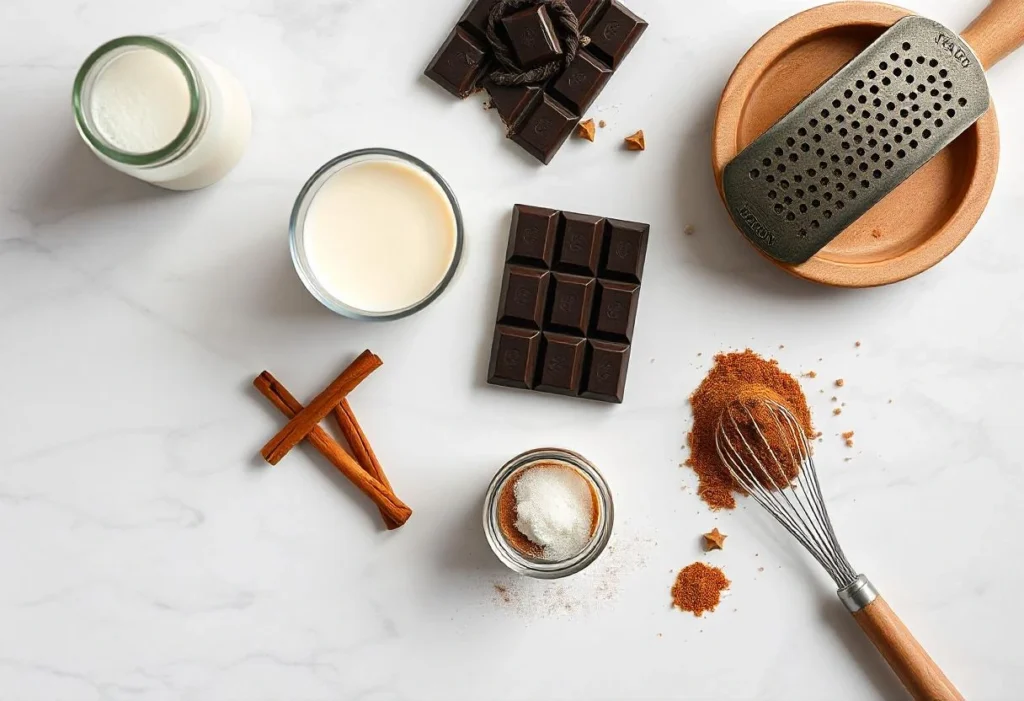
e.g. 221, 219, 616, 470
671, 562, 730, 616
686, 350, 814, 510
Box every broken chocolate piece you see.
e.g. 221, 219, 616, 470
502, 5, 563, 69
424, 0, 648, 164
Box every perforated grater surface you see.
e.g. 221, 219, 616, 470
723, 16, 990, 265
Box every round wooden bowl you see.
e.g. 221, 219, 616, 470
712, 2, 1000, 287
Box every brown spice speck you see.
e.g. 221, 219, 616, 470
599, 119, 607, 128
684, 224, 696, 236
625, 130, 646, 151
577, 119, 596, 142
833, 408, 843, 416
803, 371, 817, 378
835, 378, 845, 387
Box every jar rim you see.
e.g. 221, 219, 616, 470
483, 448, 615, 579
72, 35, 202, 166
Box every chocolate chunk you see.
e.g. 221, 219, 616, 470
582, 340, 630, 403
600, 218, 650, 282
487, 205, 649, 403
511, 95, 578, 165
425, 0, 647, 164
592, 280, 640, 342
551, 51, 612, 114
425, 28, 490, 98
548, 273, 596, 335
497, 266, 550, 328
535, 333, 586, 395
489, 326, 541, 389
588, 1, 648, 68
459, 0, 498, 36
507, 205, 559, 267
502, 6, 563, 70
556, 213, 604, 275
485, 79, 543, 127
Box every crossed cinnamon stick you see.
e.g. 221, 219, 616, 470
254, 350, 411, 529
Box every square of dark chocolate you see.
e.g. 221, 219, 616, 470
502, 5, 563, 70
556, 213, 604, 275
566, 0, 605, 27
484, 79, 543, 127
548, 273, 596, 335
582, 340, 631, 403
600, 218, 650, 282
489, 326, 541, 389
535, 333, 586, 395
425, 28, 490, 98
587, 1, 648, 68
511, 95, 578, 165
498, 266, 550, 328
591, 280, 640, 342
459, 0, 498, 36
551, 51, 612, 114
507, 205, 559, 267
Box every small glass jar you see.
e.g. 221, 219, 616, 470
289, 149, 464, 320
73, 35, 251, 190
483, 448, 614, 579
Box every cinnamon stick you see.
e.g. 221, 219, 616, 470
260, 350, 382, 465
254, 371, 411, 527
333, 399, 399, 529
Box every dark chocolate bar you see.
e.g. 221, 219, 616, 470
487, 204, 649, 403
425, 0, 647, 164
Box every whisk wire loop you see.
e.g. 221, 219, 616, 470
715, 398, 858, 588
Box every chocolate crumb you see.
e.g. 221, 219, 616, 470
577, 119, 596, 142
625, 130, 646, 151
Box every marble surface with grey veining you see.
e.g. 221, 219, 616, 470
2, 0, 1023, 699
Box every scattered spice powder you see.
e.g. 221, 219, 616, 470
686, 351, 814, 510
671, 563, 730, 617
803, 370, 817, 378
842, 430, 855, 448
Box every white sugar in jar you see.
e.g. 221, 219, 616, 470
73, 36, 251, 190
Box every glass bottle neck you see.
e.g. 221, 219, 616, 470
72, 35, 208, 169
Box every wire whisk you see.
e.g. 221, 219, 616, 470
715, 396, 857, 589
715, 396, 964, 701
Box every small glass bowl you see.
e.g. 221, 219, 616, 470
289, 148, 464, 321
483, 448, 614, 579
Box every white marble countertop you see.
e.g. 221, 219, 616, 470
3, 0, 1023, 699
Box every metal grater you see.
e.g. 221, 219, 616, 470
723, 16, 990, 265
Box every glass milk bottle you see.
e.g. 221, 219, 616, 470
72, 36, 251, 190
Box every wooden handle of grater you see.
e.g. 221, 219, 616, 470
852, 596, 964, 701
961, 0, 1024, 70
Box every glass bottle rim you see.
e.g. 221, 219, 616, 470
288, 148, 465, 321
483, 448, 615, 579
72, 35, 202, 167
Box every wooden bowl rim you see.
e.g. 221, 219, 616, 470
711, 1, 1000, 288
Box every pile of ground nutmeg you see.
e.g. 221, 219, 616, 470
687, 350, 815, 510
671, 562, 730, 617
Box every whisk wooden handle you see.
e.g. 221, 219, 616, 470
852, 596, 964, 701
961, 0, 1024, 71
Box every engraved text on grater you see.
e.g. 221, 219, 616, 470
935, 34, 972, 68
738, 205, 773, 245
